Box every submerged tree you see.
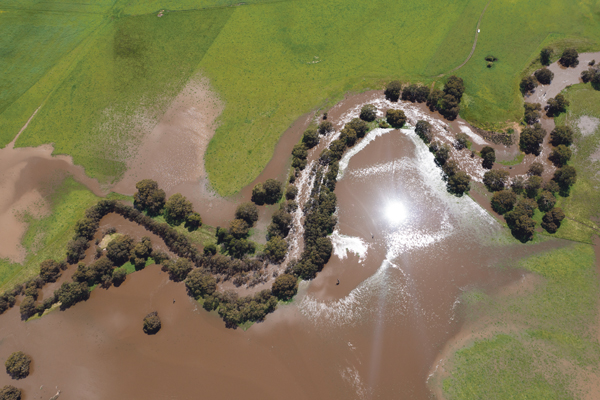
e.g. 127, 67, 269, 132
271, 274, 298, 301
480, 146, 496, 169
534, 67, 554, 85
524, 103, 542, 124
559, 48, 579, 67
4, 352, 32, 380
164, 193, 194, 225
360, 104, 377, 122
520, 123, 546, 155
384, 80, 402, 102
520, 76, 538, 95
143, 311, 161, 335
0, 385, 21, 400
483, 169, 510, 192
134, 179, 165, 216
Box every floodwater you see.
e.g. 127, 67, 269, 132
0, 96, 563, 399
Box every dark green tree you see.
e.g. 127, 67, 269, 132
19, 296, 36, 320
541, 207, 565, 233
185, 269, 216, 299
185, 212, 202, 231
386, 109, 407, 128
263, 179, 283, 204
525, 175, 543, 198
426, 89, 443, 111
520, 123, 547, 155
447, 171, 471, 196
528, 161, 544, 176
491, 190, 517, 214
549, 145, 572, 167
415, 120, 432, 143
550, 126, 574, 146
285, 185, 298, 200
415, 85, 430, 103
229, 219, 249, 239
251, 183, 266, 205
434, 143, 451, 165
143, 311, 161, 335
483, 169, 510, 192
4, 352, 31, 380
520, 76, 538, 95
130, 237, 152, 270
455, 132, 468, 149
302, 127, 319, 149
540, 47, 552, 66
534, 68, 554, 84
167, 258, 193, 282
264, 236, 288, 263
106, 235, 134, 265
559, 48, 578, 67
272, 274, 298, 301
134, 179, 165, 216
112, 268, 127, 286
39, 260, 61, 283
553, 165, 577, 193
384, 80, 402, 102
537, 190, 557, 212
318, 121, 334, 135
524, 103, 542, 124
235, 202, 259, 226
360, 104, 377, 122
346, 118, 369, 138
164, 193, 193, 225
480, 146, 496, 169
0, 385, 21, 400
203, 243, 217, 256
547, 94, 569, 117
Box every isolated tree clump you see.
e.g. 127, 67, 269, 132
302, 127, 319, 149
185, 269, 216, 299
550, 126, 574, 146
360, 104, 377, 122
143, 311, 161, 335
4, 352, 32, 380
386, 109, 407, 128
235, 202, 259, 226
491, 190, 517, 214
524, 103, 542, 125
0, 385, 21, 400
519, 123, 547, 155
134, 179, 165, 216
271, 274, 298, 301
384, 80, 402, 102
318, 120, 334, 135
540, 47, 552, 66
559, 48, 579, 67
483, 169, 510, 192
264, 236, 288, 264
541, 207, 565, 233
534, 68, 554, 85
415, 120, 432, 143
520, 76, 538, 95
164, 193, 193, 225
480, 146, 496, 169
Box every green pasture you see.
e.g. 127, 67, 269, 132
443, 244, 600, 399
0, 177, 100, 291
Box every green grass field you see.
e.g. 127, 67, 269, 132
443, 244, 600, 399
2, 0, 599, 194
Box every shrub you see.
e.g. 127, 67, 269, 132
164, 193, 193, 225
550, 126, 574, 146
263, 179, 283, 204
340, 127, 357, 146
540, 47, 552, 66
384, 80, 402, 102
455, 132, 468, 149
39, 260, 61, 283
0, 385, 21, 400
359, 104, 377, 122
167, 258, 193, 282
480, 146, 495, 169
520, 76, 538, 95
524, 103, 541, 124
143, 312, 161, 335
519, 123, 546, 155
547, 94, 569, 117
19, 296, 36, 320
235, 202, 259, 226
447, 171, 471, 196
491, 190, 517, 214
203, 243, 217, 256
415, 120, 432, 143
185, 269, 216, 299
534, 68, 554, 84
134, 179, 165, 216
264, 236, 288, 264
537, 191, 557, 212
271, 274, 298, 301
483, 170, 510, 192
541, 207, 565, 233
386, 109, 406, 128
302, 127, 319, 149
549, 145, 572, 167
318, 121, 334, 135
107, 235, 134, 265
285, 185, 298, 201
251, 183, 266, 205
528, 161, 544, 176
559, 48, 578, 67
4, 352, 32, 380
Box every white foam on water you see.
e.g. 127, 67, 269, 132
330, 229, 369, 262
458, 122, 487, 145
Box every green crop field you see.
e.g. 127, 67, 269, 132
1, 0, 599, 194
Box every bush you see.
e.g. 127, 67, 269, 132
540, 47, 552, 66
483, 170, 509, 192
134, 179, 165, 216
302, 127, 319, 149
491, 190, 517, 214
235, 202, 259, 226
264, 236, 288, 264
4, 352, 31, 380
251, 183, 266, 205
56, 282, 89, 309
384, 80, 402, 102
528, 161, 544, 176
537, 191, 557, 212
386, 109, 407, 128
285, 185, 298, 201
19, 296, 36, 320
271, 274, 298, 301
559, 48, 578, 67
520, 76, 537, 95
447, 171, 471, 196
106, 235, 134, 265
340, 127, 357, 147
263, 179, 283, 204
318, 121, 334, 135
74, 217, 98, 240
550, 126, 574, 146
39, 260, 61, 283
480, 146, 495, 169
143, 311, 161, 335
185, 269, 216, 299
520, 123, 546, 155
415, 120, 432, 143
549, 145, 572, 167
359, 104, 377, 122
547, 94, 569, 117
524, 103, 541, 124
0, 385, 21, 400
534, 68, 554, 84
164, 193, 193, 225
167, 258, 193, 282
541, 207, 565, 233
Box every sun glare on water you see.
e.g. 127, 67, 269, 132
385, 201, 407, 226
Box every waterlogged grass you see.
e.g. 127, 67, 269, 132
497, 152, 524, 166
443, 244, 600, 399
0, 177, 100, 291
151, 215, 217, 249
123, 0, 278, 14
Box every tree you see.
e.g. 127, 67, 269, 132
525, 175, 543, 198
164, 193, 193, 225
318, 121, 334, 135
520, 76, 538, 95
415, 85, 430, 103
386, 109, 406, 128
302, 127, 319, 148
167, 258, 193, 282
5, 352, 32, 380
541, 207, 565, 233
434, 143, 451, 165
384, 80, 402, 102
543, 179, 560, 194
112, 268, 127, 286
185, 212, 202, 231
447, 171, 471, 196
491, 190, 517, 214
19, 296, 36, 320
0, 385, 21, 400
426, 89, 443, 111
402, 84, 418, 102
534, 68, 554, 85
455, 132, 468, 149
483, 170, 510, 192
524, 103, 542, 124
547, 94, 569, 117
415, 120, 432, 143
130, 237, 152, 270
229, 219, 249, 239
480, 146, 496, 169
106, 234, 134, 265
505, 209, 536, 242
360, 104, 377, 122
264, 236, 288, 263
185, 269, 216, 298
251, 183, 266, 205
346, 118, 369, 138
438, 94, 460, 120
540, 47, 552, 66
520, 123, 547, 155
581, 68, 597, 83
134, 179, 165, 216
263, 179, 283, 204
56, 282, 89, 310
537, 191, 557, 212
271, 274, 298, 301
550, 126, 574, 146
285, 185, 298, 200
559, 48, 578, 67
203, 243, 217, 256
528, 161, 544, 176
511, 176, 525, 194
549, 145, 572, 167
39, 259, 61, 283
442, 159, 459, 176
444, 75, 465, 99
340, 127, 357, 146
235, 202, 259, 226
143, 311, 161, 335
554, 165, 577, 193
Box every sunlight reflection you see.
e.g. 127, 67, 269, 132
385, 201, 407, 226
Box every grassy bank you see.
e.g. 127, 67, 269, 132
0, 177, 100, 291
443, 244, 600, 399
